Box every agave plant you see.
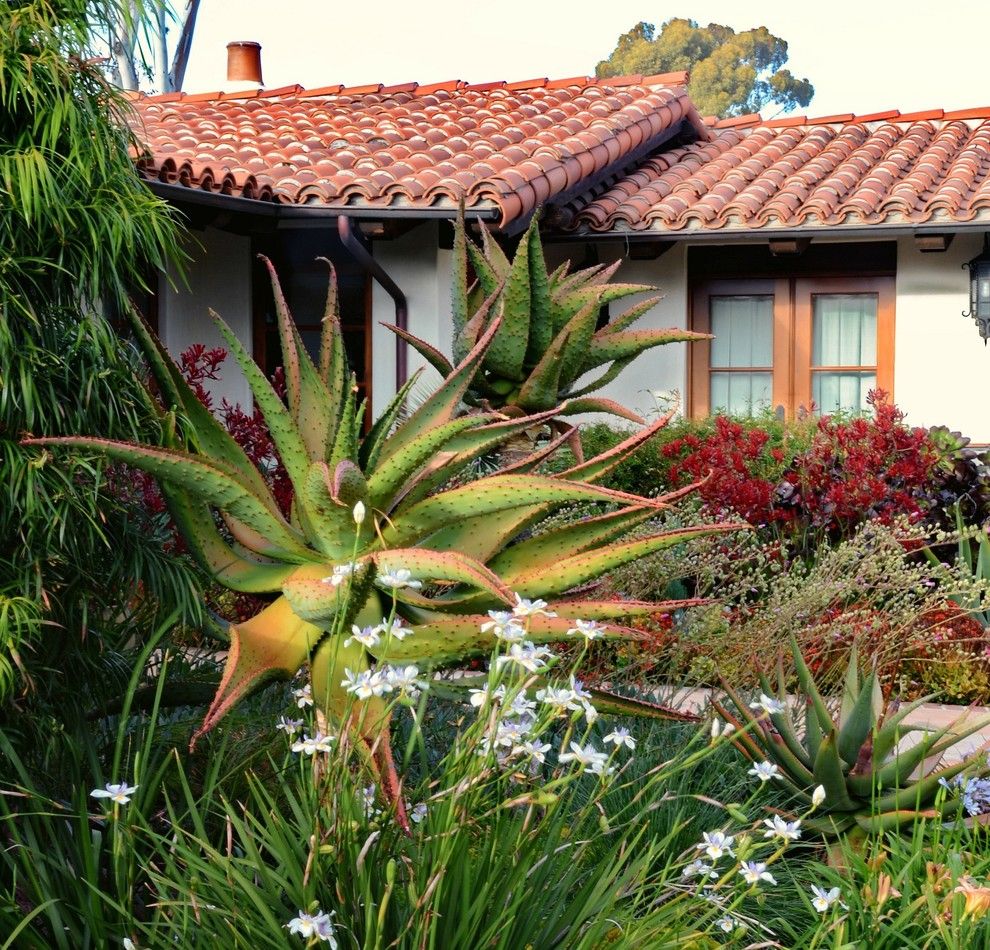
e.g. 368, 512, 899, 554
26, 258, 731, 811
716, 638, 990, 838
388, 212, 709, 443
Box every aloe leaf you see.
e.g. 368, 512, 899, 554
565, 357, 637, 400
191, 596, 323, 747
790, 636, 835, 736
376, 613, 645, 665
585, 687, 698, 721
466, 236, 501, 299
451, 204, 470, 345
382, 324, 454, 378
125, 306, 280, 513
483, 227, 530, 381
553, 598, 705, 619
496, 423, 576, 475
258, 255, 338, 462
872, 694, 937, 762
557, 408, 677, 484
478, 221, 511, 277
847, 729, 942, 798
547, 260, 570, 287
596, 294, 664, 336
758, 669, 813, 771
327, 375, 359, 469
282, 563, 352, 623
317, 258, 346, 391
381, 474, 670, 549
513, 328, 570, 412
368, 548, 514, 605
359, 370, 421, 472
557, 397, 645, 424
582, 328, 712, 373
854, 809, 942, 834
379, 303, 501, 464
488, 506, 658, 580
367, 414, 489, 512
164, 487, 293, 592
26, 436, 314, 561
838, 673, 878, 766
526, 215, 552, 365
871, 745, 990, 814
812, 733, 858, 810
839, 642, 861, 727
420, 506, 546, 563
210, 309, 312, 490
557, 297, 605, 389
295, 462, 358, 560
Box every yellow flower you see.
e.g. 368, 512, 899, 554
953, 877, 990, 919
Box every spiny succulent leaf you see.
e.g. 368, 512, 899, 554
812, 733, 858, 810
359, 370, 421, 472
296, 462, 357, 560
582, 328, 711, 373
191, 596, 323, 748
26, 436, 313, 561
790, 636, 836, 736
382, 324, 454, 378
556, 397, 645, 423
514, 330, 570, 411
369, 549, 513, 605
839, 642, 861, 726
381, 474, 670, 549
597, 294, 664, 336
478, 221, 511, 277
553, 598, 705, 619
584, 688, 698, 721
451, 203, 470, 343
838, 672, 878, 766
210, 309, 312, 490
502, 524, 741, 601
557, 407, 677, 484
558, 297, 607, 388
282, 563, 354, 624
483, 220, 530, 381
526, 215, 553, 365
164, 487, 293, 592
488, 506, 658, 579
566, 357, 637, 399
466, 235, 500, 298
327, 377, 360, 469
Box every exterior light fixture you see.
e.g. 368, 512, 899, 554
963, 234, 990, 343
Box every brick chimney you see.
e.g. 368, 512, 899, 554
225, 41, 263, 92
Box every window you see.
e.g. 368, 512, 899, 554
690, 276, 894, 418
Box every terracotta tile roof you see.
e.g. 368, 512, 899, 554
128, 72, 707, 228
565, 107, 990, 233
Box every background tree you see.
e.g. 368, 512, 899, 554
596, 18, 814, 118
0, 0, 200, 735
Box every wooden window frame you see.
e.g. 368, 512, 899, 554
689, 275, 894, 419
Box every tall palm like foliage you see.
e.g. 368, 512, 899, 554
0, 0, 195, 719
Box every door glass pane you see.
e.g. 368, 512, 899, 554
710, 372, 773, 415
813, 372, 876, 413
710, 296, 773, 368
813, 295, 877, 366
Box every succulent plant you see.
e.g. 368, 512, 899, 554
26, 258, 730, 811
388, 211, 709, 440
716, 638, 990, 836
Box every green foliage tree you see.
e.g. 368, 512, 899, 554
596, 18, 814, 118
0, 0, 198, 727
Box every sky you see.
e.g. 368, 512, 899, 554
177, 0, 990, 117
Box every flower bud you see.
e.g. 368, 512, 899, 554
352, 501, 366, 525
812, 785, 826, 807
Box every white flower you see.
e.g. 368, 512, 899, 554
513, 740, 551, 763
682, 859, 718, 880
536, 686, 580, 714
291, 732, 335, 755
570, 677, 593, 702
90, 782, 138, 805
493, 641, 553, 673
341, 668, 392, 700
739, 861, 777, 886
359, 784, 380, 819
762, 815, 802, 841
558, 741, 610, 775
812, 785, 827, 807
352, 500, 366, 525
710, 717, 735, 740
321, 563, 355, 587
410, 803, 428, 824
123, 939, 137, 950
697, 831, 735, 861
749, 693, 785, 715
567, 618, 605, 640
293, 683, 314, 708
377, 566, 422, 590
508, 692, 537, 716
581, 701, 599, 724
748, 761, 781, 783
376, 617, 410, 640
604, 727, 636, 750
469, 684, 493, 708
510, 594, 556, 619
810, 885, 843, 913
286, 909, 337, 944
276, 716, 304, 735
715, 916, 736, 933
493, 718, 532, 748
344, 624, 381, 649
481, 610, 526, 642
385, 665, 426, 696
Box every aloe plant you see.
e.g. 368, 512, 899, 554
26, 258, 731, 812
715, 638, 990, 837
389, 212, 709, 438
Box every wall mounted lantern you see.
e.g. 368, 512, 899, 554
964, 234, 990, 342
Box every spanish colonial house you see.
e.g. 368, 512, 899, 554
127, 47, 990, 440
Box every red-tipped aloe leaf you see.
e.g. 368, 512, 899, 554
382, 324, 454, 378
483, 223, 530, 380
582, 328, 711, 373
368, 548, 513, 605
557, 397, 645, 423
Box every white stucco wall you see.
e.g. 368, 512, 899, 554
159, 227, 253, 409
370, 222, 452, 415
894, 233, 989, 441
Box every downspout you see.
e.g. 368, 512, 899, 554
336, 215, 408, 390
